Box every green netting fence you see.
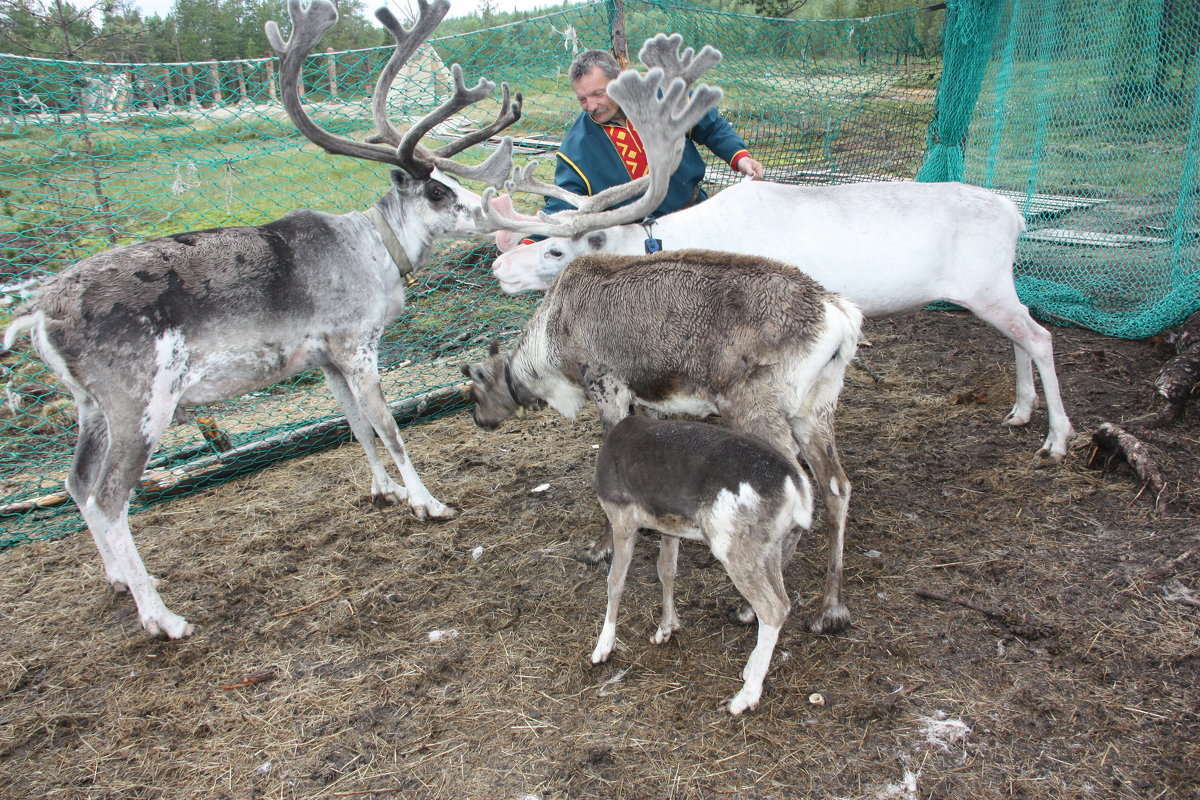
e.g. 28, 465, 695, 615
1, 0, 1197, 546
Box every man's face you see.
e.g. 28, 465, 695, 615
573, 66, 621, 125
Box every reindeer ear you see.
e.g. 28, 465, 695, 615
460, 364, 473, 378
390, 168, 414, 188
488, 338, 501, 356
493, 229, 522, 253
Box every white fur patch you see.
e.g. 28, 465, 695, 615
641, 394, 719, 418
784, 476, 814, 530
540, 373, 586, 418
706, 482, 761, 561
30, 320, 82, 397
143, 330, 189, 443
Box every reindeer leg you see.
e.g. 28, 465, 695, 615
592, 510, 637, 664
323, 356, 457, 520
1023, 321, 1073, 458
578, 370, 636, 564
68, 393, 127, 591
960, 289, 1073, 458
790, 407, 852, 635
653, 535, 682, 644
721, 542, 790, 716
721, 402, 798, 626
1008, 343, 1038, 427
68, 386, 193, 639
322, 364, 408, 506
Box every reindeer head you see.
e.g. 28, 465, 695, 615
491, 227, 610, 293
460, 343, 519, 429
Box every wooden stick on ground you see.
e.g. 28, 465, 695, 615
1090, 422, 1169, 513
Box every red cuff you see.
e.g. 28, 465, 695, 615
730, 150, 750, 171
520, 238, 535, 246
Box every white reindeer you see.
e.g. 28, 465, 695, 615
2, 0, 521, 640
479, 64, 1073, 460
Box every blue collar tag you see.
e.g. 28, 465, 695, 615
644, 238, 662, 254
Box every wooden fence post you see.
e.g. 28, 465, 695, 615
235, 61, 248, 103
184, 64, 197, 105
326, 47, 338, 99
606, 0, 630, 69
264, 53, 278, 102
208, 64, 223, 105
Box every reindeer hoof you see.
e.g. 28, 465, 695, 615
726, 602, 757, 625
143, 613, 194, 640
419, 501, 459, 521
652, 622, 680, 644
573, 541, 613, 566
728, 690, 760, 716
807, 603, 851, 635
1036, 435, 1071, 460
369, 491, 406, 509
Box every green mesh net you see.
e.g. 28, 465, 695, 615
1, 0, 1197, 545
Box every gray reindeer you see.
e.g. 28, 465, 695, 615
2, 0, 520, 639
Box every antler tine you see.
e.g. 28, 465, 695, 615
394, 63, 497, 167
377, 0, 524, 185
371, 0, 453, 149
505, 161, 635, 210
429, 135, 517, 189
429, 82, 524, 159
638, 33, 722, 89
267, 0, 407, 166
478, 66, 722, 237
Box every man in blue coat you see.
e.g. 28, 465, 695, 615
541, 48, 764, 221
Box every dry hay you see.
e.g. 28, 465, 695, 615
1, 311, 1198, 800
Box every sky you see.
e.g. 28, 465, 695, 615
130, 0, 573, 21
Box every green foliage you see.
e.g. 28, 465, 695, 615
0, 0, 383, 63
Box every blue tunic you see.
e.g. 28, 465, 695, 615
543, 107, 750, 219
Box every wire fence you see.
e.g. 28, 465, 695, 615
1, 0, 1197, 545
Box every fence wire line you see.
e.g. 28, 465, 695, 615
1, 0, 1196, 545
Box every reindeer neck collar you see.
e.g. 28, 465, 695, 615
364, 205, 415, 281
503, 357, 524, 407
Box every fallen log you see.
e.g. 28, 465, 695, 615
1089, 422, 1169, 513
0, 490, 71, 516
1154, 340, 1200, 423
1, 383, 472, 518
1134, 310, 1200, 427
138, 382, 472, 500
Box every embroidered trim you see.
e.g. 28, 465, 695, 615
603, 122, 648, 179
555, 152, 592, 196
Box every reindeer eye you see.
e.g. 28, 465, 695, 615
426, 182, 448, 202
548, 247, 564, 258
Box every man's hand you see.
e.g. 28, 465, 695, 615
737, 156, 765, 180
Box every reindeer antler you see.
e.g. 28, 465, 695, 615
479, 37, 723, 238
373, 4, 522, 185
638, 33, 722, 87
267, 0, 521, 187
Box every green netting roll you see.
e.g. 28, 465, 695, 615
917, 0, 999, 182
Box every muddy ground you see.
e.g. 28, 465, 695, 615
1, 310, 1197, 800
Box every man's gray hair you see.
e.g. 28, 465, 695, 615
569, 49, 621, 83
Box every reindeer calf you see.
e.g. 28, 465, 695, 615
592, 415, 813, 715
